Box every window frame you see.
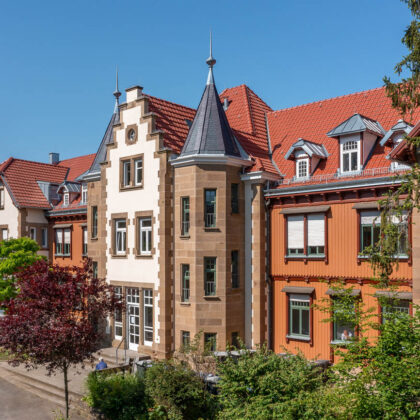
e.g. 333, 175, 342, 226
284, 212, 328, 262
115, 219, 127, 256
120, 155, 144, 191
82, 226, 88, 256
114, 286, 123, 339
63, 193, 69, 207
134, 158, 143, 186
0, 187, 4, 209
231, 183, 239, 214
63, 228, 71, 256
340, 136, 360, 174
139, 217, 152, 256
288, 295, 311, 340
330, 298, 356, 345
204, 189, 216, 228
380, 299, 411, 324
231, 250, 239, 289
41, 227, 48, 249
81, 184, 88, 204
181, 197, 190, 236
143, 289, 153, 346
91, 206, 98, 239
181, 331, 190, 348
296, 158, 309, 179
55, 228, 64, 256
204, 257, 216, 296
181, 264, 190, 303
204, 333, 217, 352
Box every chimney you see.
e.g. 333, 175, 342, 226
49, 153, 60, 165
223, 97, 229, 111
126, 85, 143, 103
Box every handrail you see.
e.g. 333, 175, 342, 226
115, 336, 127, 365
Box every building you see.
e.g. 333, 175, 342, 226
264, 88, 420, 361
0, 153, 94, 265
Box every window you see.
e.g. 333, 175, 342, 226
182, 331, 190, 348
1, 229, 8, 241
0, 187, 4, 209
55, 229, 63, 255
231, 250, 239, 288
115, 219, 127, 255
64, 228, 71, 256
41, 228, 48, 248
63, 193, 69, 206
181, 197, 190, 236
92, 261, 98, 279
231, 332, 239, 348
287, 213, 325, 257
114, 287, 123, 338
134, 158, 143, 186
143, 289, 153, 345
122, 160, 131, 187
139, 217, 152, 255
381, 299, 410, 323
231, 184, 239, 214
289, 294, 310, 338
29, 227, 36, 241
332, 299, 355, 343
296, 159, 309, 178
342, 140, 358, 173
181, 264, 190, 302
204, 189, 216, 228
82, 227, 88, 255
204, 257, 216, 296
204, 333, 217, 352
92, 206, 98, 238
81, 184, 88, 204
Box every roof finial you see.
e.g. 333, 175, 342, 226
113, 66, 121, 111
206, 31, 216, 85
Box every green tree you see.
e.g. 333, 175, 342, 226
0, 237, 43, 304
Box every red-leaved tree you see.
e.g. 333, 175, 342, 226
0, 259, 123, 419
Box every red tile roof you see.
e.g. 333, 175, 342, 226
58, 154, 95, 181
266, 86, 420, 187
0, 158, 69, 208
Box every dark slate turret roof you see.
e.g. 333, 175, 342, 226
179, 65, 240, 157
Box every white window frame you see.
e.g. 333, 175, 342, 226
115, 219, 127, 255
340, 135, 360, 174
114, 287, 123, 340
139, 217, 152, 255
134, 158, 143, 186
29, 227, 36, 241
63, 193, 69, 207
1, 228, 8, 241
296, 158, 309, 179
123, 161, 131, 187
82, 227, 88, 255
63, 228, 71, 256
143, 289, 153, 346
41, 228, 48, 248
0, 187, 4, 209
81, 184, 88, 204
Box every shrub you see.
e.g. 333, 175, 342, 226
84, 371, 148, 420
145, 360, 216, 420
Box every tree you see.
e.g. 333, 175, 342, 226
0, 259, 123, 419
0, 237, 43, 304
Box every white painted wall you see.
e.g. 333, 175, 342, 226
26, 208, 48, 224
0, 187, 19, 238
105, 101, 161, 344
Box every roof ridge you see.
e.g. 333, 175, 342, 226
243, 85, 256, 135
0, 157, 14, 173
146, 94, 195, 113
269, 86, 385, 116
221, 84, 273, 112
59, 153, 96, 163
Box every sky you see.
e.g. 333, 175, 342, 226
0, 0, 413, 164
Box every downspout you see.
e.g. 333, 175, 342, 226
265, 193, 272, 350
172, 163, 176, 354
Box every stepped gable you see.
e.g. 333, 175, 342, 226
267, 86, 420, 184
220, 84, 278, 174
0, 158, 69, 208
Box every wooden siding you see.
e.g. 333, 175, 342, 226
271, 201, 411, 280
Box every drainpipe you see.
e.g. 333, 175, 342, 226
172, 164, 176, 355
265, 192, 273, 350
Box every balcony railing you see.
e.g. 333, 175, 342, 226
205, 213, 216, 228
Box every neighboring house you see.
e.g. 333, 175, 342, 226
264, 88, 420, 362
0, 153, 94, 263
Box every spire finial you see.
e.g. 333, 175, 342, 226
206, 31, 216, 68
113, 66, 121, 110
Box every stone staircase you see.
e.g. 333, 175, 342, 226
94, 346, 150, 368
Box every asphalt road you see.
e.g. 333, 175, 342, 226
0, 377, 84, 420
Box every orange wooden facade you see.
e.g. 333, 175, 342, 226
270, 199, 413, 362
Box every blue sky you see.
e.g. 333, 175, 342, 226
0, 0, 412, 163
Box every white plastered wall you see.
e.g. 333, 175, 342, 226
0, 187, 19, 238
105, 101, 161, 345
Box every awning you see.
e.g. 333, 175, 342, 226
282, 286, 315, 294
53, 224, 72, 229
374, 291, 412, 300
80, 223, 87, 227
352, 202, 379, 210
280, 205, 330, 215
325, 288, 361, 297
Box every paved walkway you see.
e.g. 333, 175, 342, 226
0, 377, 84, 420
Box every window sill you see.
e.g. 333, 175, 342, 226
91, 237, 98, 241
135, 253, 153, 259
119, 185, 143, 192
55, 254, 71, 258
358, 254, 408, 261
330, 340, 352, 346
204, 227, 220, 232
180, 302, 191, 306
111, 254, 128, 259
180, 235, 190, 239
286, 334, 311, 342
203, 295, 220, 300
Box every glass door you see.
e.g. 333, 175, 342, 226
126, 288, 140, 351
143, 289, 153, 346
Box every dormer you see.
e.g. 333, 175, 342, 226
327, 113, 385, 174
57, 181, 81, 207
285, 138, 328, 179
380, 119, 413, 148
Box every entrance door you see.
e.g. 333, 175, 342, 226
126, 288, 140, 351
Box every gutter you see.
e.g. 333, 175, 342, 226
46, 208, 87, 217
264, 176, 402, 197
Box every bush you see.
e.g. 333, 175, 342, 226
216, 347, 324, 420
85, 371, 148, 420
145, 360, 216, 420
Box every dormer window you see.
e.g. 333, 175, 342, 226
81, 184, 87, 204
296, 159, 309, 178
63, 193, 69, 206
341, 139, 359, 173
